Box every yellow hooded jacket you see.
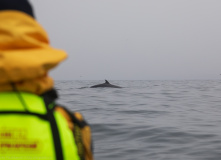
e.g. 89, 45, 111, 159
0, 10, 93, 160
0, 10, 67, 94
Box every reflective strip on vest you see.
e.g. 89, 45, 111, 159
0, 92, 80, 160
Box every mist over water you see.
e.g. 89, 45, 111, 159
55, 80, 221, 160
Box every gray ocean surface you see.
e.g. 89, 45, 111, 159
55, 80, 221, 160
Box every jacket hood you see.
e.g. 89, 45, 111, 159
0, 11, 67, 94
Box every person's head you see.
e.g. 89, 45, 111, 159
0, 0, 35, 18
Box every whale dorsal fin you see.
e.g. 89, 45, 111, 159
105, 80, 110, 84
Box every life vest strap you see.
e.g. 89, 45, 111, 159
0, 111, 48, 120
42, 91, 64, 160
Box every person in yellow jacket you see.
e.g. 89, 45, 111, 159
0, 0, 93, 159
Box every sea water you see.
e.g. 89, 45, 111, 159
55, 80, 221, 160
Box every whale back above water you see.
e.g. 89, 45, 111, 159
90, 80, 122, 88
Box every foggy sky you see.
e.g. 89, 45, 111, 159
30, 0, 221, 80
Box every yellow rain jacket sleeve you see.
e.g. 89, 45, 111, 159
0, 10, 67, 94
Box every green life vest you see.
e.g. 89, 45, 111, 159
0, 91, 80, 160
